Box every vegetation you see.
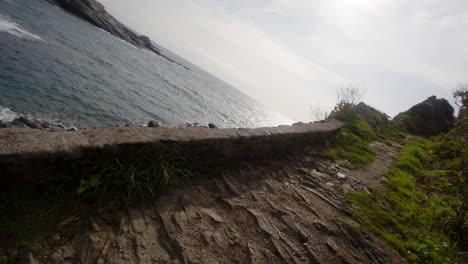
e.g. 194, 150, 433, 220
347, 137, 464, 263
322, 86, 404, 168
0, 149, 192, 262
344, 89, 467, 263
322, 86, 465, 262
77, 150, 192, 206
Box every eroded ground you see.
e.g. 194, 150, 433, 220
41, 141, 405, 264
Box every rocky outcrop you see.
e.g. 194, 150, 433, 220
0, 116, 67, 131
45, 0, 159, 53
43, 0, 189, 69
394, 96, 454, 136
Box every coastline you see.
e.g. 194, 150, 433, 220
42, 0, 190, 70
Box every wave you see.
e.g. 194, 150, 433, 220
0, 16, 44, 41
0, 106, 20, 122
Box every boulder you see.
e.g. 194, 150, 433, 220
148, 121, 169, 128
208, 123, 218, 129
394, 96, 454, 136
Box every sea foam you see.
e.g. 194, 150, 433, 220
0, 106, 20, 122
0, 16, 44, 41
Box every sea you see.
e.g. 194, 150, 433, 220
0, 0, 291, 129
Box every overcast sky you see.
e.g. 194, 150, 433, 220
100, 0, 467, 121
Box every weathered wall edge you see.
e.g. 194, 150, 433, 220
0, 120, 343, 184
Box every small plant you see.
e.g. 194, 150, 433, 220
77, 150, 192, 206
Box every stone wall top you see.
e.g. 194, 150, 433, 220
0, 120, 343, 158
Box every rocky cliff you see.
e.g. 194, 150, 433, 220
44, 0, 189, 69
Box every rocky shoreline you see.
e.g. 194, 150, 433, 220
0, 116, 220, 131
0, 116, 72, 132
43, 0, 189, 70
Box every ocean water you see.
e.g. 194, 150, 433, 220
0, 0, 291, 128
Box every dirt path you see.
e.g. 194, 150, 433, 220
41, 141, 405, 264
347, 141, 401, 191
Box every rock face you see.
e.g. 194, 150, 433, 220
43, 0, 189, 69
394, 96, 454, 136
45, 0, 159, 53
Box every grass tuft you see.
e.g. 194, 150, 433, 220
0, 149, 193, 262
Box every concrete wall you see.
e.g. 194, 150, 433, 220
0, 120, 343, 185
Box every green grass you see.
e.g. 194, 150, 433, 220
77, 150, 192, 206
346, 138, 463, 263
0, 149, 193, 262
322, 125, 377, 167
323, 101, 405, 168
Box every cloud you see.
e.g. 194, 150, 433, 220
100, 0, 468, 120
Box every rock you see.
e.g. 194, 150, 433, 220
226, 229, 241, 245
208, 123, 218, 128
341, 183, 354, 193
128, 208, 146, 234
292, 122, 305, 126
44, 0, 191, 70
363, 187, 372, 195
45, 0, 160, 53
202, 231, 213, 244
185, 122, 200, 127
148, 121, 168, 128
212, 232, 227, 248
41, 122, 52, 129
201, 208, 224, 223
51, 245, 75, 264
67, 127, 78, 131
337, 172, 346, 180
310, 169, 331, 180
0, 121, 5, 128
15, 117, 43, 129
326, 238, 339, 253
394, 96, 454, 136
313, 221, 335, 235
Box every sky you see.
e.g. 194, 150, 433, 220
100, 0, 468, 122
